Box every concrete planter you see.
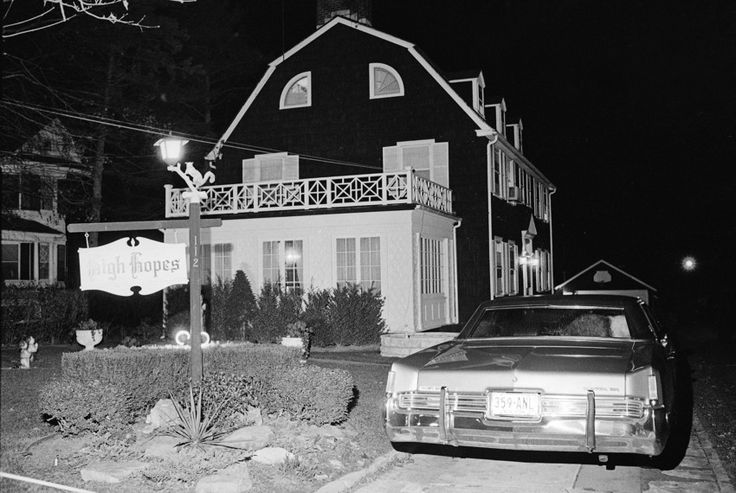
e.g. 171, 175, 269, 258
76, 329, 103, 350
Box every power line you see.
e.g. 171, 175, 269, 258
1, 99, 381, 171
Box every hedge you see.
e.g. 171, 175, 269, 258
41, 343, 354, 434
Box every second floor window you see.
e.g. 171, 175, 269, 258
382, 139, 449, 187
2, 173, 53, 211
280, 72, 311, 109
369, 63, 404, 99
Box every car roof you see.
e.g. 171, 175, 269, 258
477, 294, 644, 310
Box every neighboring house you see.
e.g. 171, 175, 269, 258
1, 119, 86, 287
163, 10, 556, 355
555, 259, 658, 304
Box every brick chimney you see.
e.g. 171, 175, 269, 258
316, 0, 372, 29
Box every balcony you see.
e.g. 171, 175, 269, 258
164, 171, 453, 218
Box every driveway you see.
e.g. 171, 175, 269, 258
352, 415, 734, 493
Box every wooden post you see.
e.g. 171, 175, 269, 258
188, 196, 203, 384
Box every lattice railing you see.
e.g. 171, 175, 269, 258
165, 171, 453, 217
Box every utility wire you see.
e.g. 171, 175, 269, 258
1, 99, 382, 171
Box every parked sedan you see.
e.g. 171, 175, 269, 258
384, 295, 690, 465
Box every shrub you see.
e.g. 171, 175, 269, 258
38, 378, 135, 435
302, 289, 332, 347
328, 285, 385, 346
1, 285, 88, 344
251, 283, 302, 343
260, 365, 354, 424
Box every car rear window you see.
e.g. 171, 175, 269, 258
462, 307, 633, 339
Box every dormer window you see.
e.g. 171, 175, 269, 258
280, 72, 311, 109
369, 63, 404, 99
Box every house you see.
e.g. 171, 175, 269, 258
1, 119, 85, 287
555, 259, 657, 304
162, 7, 556, 355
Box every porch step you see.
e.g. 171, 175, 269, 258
380, 332, 458, 358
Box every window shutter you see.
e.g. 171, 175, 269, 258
242, 158, 258, 183
431, 142, 449, 187
283, 155, 299, 181
382, 145, 400, 173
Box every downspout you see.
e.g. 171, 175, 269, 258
486, 134, 499, 300
548, 187, 557, 291
452, 218, 462, 323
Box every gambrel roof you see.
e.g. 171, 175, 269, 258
207, 16, 498, 161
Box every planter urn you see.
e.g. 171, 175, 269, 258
76, 329, 103, 350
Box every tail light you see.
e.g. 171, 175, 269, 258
385, 371, 396, 395
648, 372, 660, 406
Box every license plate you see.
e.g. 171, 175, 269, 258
488, 392, 541, 419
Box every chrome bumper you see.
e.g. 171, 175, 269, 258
384, 389, 668, 456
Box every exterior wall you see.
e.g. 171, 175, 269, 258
163, 208, 459, 334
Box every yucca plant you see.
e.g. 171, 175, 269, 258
165, 384, 234, 451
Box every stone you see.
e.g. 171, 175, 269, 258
145, 399, 179, 429
251, 447, 295, 465
80, 460, 147, 483
142, 435, 180, 459
219, 425, 274, 450
195, 462, 252, 493
246, 407, 263, 426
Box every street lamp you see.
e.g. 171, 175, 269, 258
155, 136, 213, 384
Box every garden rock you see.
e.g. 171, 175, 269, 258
195, 462, 252, 493
219, 425, 274, 450
80, 460, 147, 483
251, 447, 295, 465
145, 399, 178, 429
141, 435, 180, 459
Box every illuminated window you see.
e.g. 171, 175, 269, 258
369, 63, 404, 99
494, 238, 506, 296
280, 72, 311, 109
263, 240, 303, 293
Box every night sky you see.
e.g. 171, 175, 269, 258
5, 0, 735, 319
244, 0, 735, 313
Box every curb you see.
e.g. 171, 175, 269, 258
314, 451, 404, 493
694, 415, 736, 493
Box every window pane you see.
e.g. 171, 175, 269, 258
284, 240, 302, 292
21, 174, 41, 210
360, 237, 380, 292
285, 77, 309, 106
214, 243, 232, 281
374, 67, 400, 95
263, 241, 279, 285
20, 243, 34, 280
336, 238, 356, 287
2, 244, 19, 280
56, 244, 66, 282
420, 238, 441, 294
39, 243, 50, 280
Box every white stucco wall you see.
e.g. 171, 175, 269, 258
163, 208, 458, 334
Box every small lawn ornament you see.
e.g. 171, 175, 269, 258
19, 335, 38, 369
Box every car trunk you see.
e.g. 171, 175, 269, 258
415, 338, 636, 396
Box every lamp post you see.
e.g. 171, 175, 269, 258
155, 136, 212, 384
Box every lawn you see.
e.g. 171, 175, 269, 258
0, 343, 397, 492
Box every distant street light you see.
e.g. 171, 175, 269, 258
155, 136, 213, 384
681, 256, 697, 272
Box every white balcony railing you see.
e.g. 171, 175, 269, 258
164, 171, 453, 218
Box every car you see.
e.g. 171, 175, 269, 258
383, 294, 691, 466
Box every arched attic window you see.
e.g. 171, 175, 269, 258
369, 63, 404, 99
280, 71, 311, 109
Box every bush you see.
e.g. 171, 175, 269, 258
61, 343, 303, 416
251, 283, 302, 343
260, 365, 354, 424
38, 378, 135, 435
328, 285, 385, 345
1, 285, 88, 344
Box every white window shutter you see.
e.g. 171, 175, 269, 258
242, 158, 258, 183
431, 142, 449, 187
382, 145, 401, 173
283, 155, 299, 180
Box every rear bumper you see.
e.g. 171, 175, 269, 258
384, 396, 668, 456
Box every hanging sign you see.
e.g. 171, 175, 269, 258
79, 237, 187, 296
